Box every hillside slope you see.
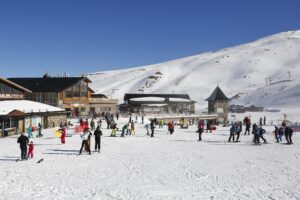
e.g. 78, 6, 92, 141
87, 30, 300, 110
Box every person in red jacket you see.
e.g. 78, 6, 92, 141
60, 127, 66, 144
28, 141, 34, 159
168, 121, 174, 134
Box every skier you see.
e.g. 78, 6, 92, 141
94, 126, 102, 152
27, 141, 34, 159
252, 123, 260, 144
197, 125, 203, 141
259, 117, 263, 126
142, 115, 144, 124
244, 117, 251, 135
168, 121, 174, 134
90, 119, 95, 131
259, 126, 267, 143
282, 122, 294, 144
27, 126, 32, 138
274, 126, 279, 143
144, 124, 150, 135
17, 133, 29, 160
37, 123, 43, 137
60, 126, 66, 144
263, 116, 266, 125
228, 123, 236, 142
116, 113, 119, 120
235, 121, 242, 142
130, 121, 135, 135
150, 120, 155, 137
121, 123, 128, 137
206, 120, 212, 133
111, 122, 118, 137
79, 128, 92, 155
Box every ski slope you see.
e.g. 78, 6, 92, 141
87, 30, 300, 111
0, 116, 300, 200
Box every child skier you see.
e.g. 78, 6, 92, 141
28, 141, 34, 159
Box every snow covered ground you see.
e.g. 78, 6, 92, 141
1, 115, 300, 200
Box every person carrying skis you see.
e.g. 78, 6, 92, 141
79, 128, 92, 155
94, 126, 102, 152
17, 133, 29, 160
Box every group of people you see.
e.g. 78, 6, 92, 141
79, 126, 103, 155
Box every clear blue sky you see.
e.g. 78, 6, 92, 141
1, 0, 299, 77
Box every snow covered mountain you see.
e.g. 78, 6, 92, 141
87, 30, 300, 110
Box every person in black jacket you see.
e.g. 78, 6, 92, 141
150, 120, 155, 137
282, 122, 294, 144
94, 126, 102, 152
17, 133, 29, 160
197, 126, 203, 141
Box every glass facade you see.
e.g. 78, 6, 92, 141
63, 80, 88, 99
0, 82, 22, 94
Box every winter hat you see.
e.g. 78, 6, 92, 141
282, 122, 286, 127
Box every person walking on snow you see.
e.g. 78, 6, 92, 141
94, 126, 102, 152
17, 133, 29, 160
144, 124, 150, 135
27, 141, 34, 159
259, 126, 267, 143
168, 121, 174, 134
79, 128, 92, 155
197, 126, 204, 141
150, 120, 155, 137
228, 123, 237, 142
121, 124, 128, 137
90, 119, 95, 131
60, 126, 66, 144
27, 126, 32, 138
252, 123, 260, 144
37, 123, 43, 137
282, 122, 294, 144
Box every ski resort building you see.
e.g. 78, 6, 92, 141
120, 93, 196, 114
0, 77, 66, 137
8, 75, 118, 117
205, 86, 229, 123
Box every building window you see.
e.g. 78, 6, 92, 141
45, 93, 57, 106
73, 82, 81, 98
64, 87, 73, 98
101, 107, 111, 112
0, 83, 22, 94
90, 107, 95, 112
80, 107, 86, 112
81, 81, 88, 98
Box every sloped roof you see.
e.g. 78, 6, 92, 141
205, 86, 229, 101
0, 100, 65, 116
8, 77, 91, 93
124, 93, 191, 101
0, 77, 32, 93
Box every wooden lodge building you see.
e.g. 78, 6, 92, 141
8, 75, 117, 117
120, 93, 196, 114
0, 78, 66, 137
